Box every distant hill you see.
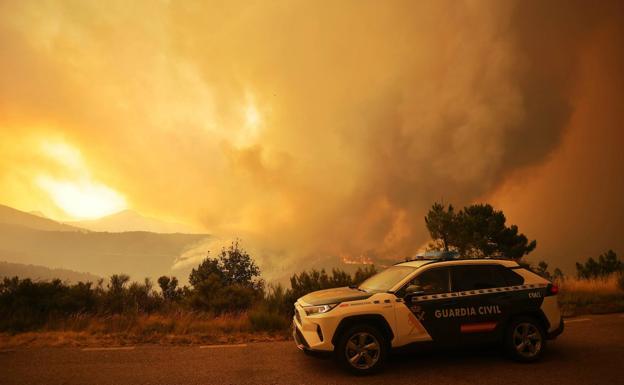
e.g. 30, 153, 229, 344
66, 209, 201, 234
0, 204, 211, 281
0, 204, 84, 232
0, 222, 210, 281
0, 260, 100, 283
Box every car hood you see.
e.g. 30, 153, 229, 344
298, 287, 372, 306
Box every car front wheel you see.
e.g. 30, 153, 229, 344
336, 324, 387, 374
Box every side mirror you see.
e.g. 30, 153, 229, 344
405, 284, 424, 296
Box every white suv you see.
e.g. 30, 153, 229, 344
293, 257, 564, 374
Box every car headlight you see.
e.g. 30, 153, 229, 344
304, 304, 337, 316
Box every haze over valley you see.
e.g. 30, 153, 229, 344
0, 204, 210, 282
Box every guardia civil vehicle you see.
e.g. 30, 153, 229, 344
292, 253, 564, 374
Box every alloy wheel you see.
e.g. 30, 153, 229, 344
344, 332, 381, 370
512, 322, 543, 359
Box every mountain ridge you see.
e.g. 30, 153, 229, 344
0, 260, 101, 283
65, 209, 203, 234
0, 204, 84, 232
0, 204, 211, 281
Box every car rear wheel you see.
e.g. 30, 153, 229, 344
335, 324, 387, 374
505, 316, 546, 362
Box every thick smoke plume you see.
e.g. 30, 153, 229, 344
0, 1, 622, 276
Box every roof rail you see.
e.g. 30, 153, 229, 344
397, 251, 516, 265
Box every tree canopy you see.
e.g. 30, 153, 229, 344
157, 276, 181, 301
188, 241, 263, 313
575, 250, 622, 279
425, 202, 536, 260
189, 240, 262, 291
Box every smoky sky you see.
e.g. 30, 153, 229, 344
0, 0, 622, 276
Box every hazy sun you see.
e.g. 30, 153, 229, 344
37, 176, 126, 219
35, 138, 127, 219
245, 104, 261, 128
234, 93, 263, 147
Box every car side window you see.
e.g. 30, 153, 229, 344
451, 265, 508, 291
404, 268, 450, 295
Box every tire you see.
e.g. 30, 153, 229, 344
505, 316, 546, 362
335, 323, 388, 374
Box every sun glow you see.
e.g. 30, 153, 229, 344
36, 176, 126, 219
35, 138, 127, 219
234, 93, 263, 147
245, 104, 261, 128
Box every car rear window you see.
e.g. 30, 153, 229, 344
497, 266, 525, 286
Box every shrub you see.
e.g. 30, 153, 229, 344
289, 266, 377, 300
262, 283, 295, 316
248, 307, 290, 332
0, 277, 97, 331
260, 265, 378, 318
158, 276, 182, 301
188, 241, 263, 314
102, 274, 130, 314
0, 274, 167, 332
189, 273, 259, 314
127, 278, 162, 313
189, 241, 263, 291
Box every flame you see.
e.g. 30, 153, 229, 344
340, 254, 374, 265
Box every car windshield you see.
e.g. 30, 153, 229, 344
359, 266, 416, 293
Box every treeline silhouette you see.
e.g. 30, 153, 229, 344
534, 249, 623, 285
0, 241, 377, 332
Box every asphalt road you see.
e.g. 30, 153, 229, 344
1, 313, 623, 385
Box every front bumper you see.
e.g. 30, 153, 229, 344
292, 302, 339, 352
293, 321, 309, 350
547, 318, 564, 340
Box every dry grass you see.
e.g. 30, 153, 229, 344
557, 273, 624, 316
558, 274, 622, 294
0, 311, 290, 348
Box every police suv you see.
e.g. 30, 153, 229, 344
293, 255, 564, 373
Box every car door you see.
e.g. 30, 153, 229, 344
450, 264, 510, 343
395, 267, 461, 345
